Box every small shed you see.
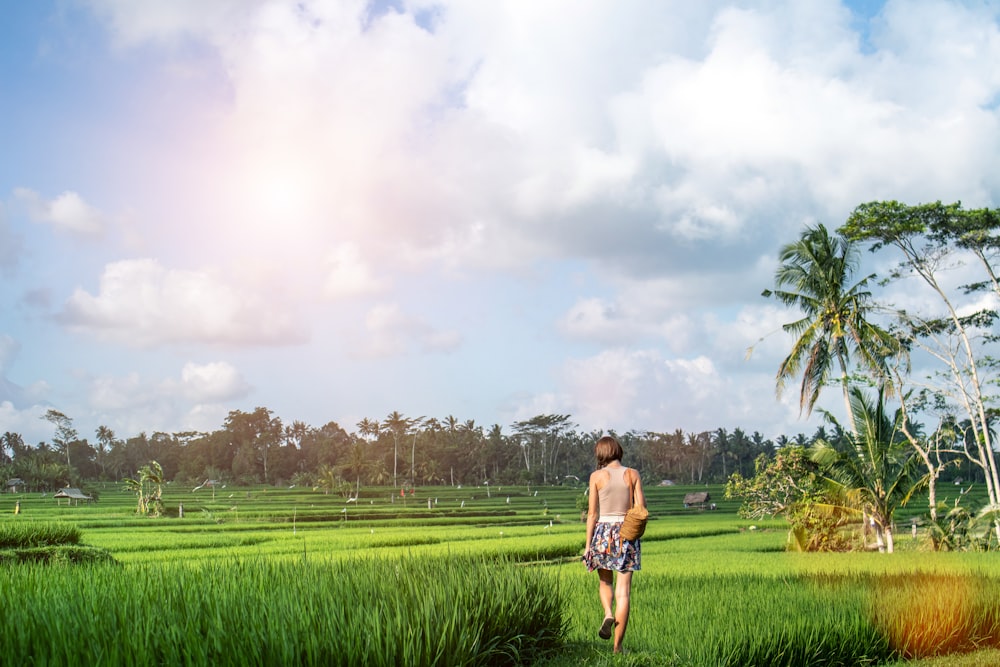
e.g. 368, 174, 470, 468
54, 488, 93, 506
683, 492, 711, 509
6, 478, 25, 493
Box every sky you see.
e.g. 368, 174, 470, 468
2, 0, 999, 447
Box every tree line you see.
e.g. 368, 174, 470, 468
2, 409, 813, 492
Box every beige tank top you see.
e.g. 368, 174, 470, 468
597, 466, 631, 516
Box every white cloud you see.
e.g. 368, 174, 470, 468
81, 0, 263, 46
322, 243, 387, 298
88, 372, 147, 411
75, 0, 1000, 278
14, 188, 107, 236
6, 0, 999, 444
358, 302, 462, 358
177, 361, 252, 402
86, 362, 252, 436
59, 259, 305, 347
524, 344, 818, 439
0, 401, 50, 443
88, 362, 250, 411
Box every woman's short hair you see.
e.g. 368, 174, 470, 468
595, 435, 623, 467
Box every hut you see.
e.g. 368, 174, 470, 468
53, 488, 93, 506
6, 478, 25, 493
683, 491, 710, 509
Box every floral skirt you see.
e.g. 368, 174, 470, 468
583, 520, 641, 572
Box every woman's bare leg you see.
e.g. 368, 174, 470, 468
598, 569, 614, 620
613, 571, 632, 653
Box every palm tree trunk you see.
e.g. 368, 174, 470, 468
838, 354, 857, 436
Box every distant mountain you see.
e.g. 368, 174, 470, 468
0, 376, 30, 409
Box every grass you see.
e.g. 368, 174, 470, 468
0, 555, 561, 666
1, 482, 999, 665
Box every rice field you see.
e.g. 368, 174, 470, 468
1, 482, 998, 666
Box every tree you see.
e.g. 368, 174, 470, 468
763, 224, 898, 428
124, 460, 164, 516
1, 431, 23, 465
811, 387, 920, 553
94, 426, 116, 479
842, 200, 1000, 541
357, 418, 380, 444
724, 446, 852, 551
224, 408, 282, 483
408, 416, 425, 485
42, 409, 78, 469
684, 431, 712, 483
726, 447, 825, 520
382, 411, 413, 488
511, 414, 573, 484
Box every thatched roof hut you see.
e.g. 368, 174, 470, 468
683, 491, 710, 508
54, 488, 93, 506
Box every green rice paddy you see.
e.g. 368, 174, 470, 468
1, 482, 998, 666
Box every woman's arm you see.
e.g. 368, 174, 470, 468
631, 469, 647, 509
584, 471, 601, 552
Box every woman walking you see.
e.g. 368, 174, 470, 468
582, 435, 646, 654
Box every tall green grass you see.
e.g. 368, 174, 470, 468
0, 555, 562, 666
5, 485, 1000, 665
553, 563, 1000, 666
0, 521, 80, 548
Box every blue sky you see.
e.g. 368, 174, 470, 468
2, 0, 999, 446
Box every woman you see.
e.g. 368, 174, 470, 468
582, 435, 645, 654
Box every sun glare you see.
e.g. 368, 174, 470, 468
242, 162, 318, 229
260, 176, 305, 217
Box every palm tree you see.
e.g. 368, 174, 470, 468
95, 425, 115, 479
764, 224, 897, 429
357, 418, 380, 444
408, 416, 425, 485
382, 411, 412, 488
316, 464, 340, 495
811, 387, 919, 553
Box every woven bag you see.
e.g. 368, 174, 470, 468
620, 505, 648, 541
620, 467, 648, 541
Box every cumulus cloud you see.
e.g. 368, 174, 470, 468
14, 188, 107, 236
7, 0, 999, 441
59, 258, 305, 347
322, 243, 387, 298
0, 401, 50, 442
177, 361, 252, 402
86, 361, 252, 435
357, 302, 462, 358
81, 0, 262, 46
551, 346, 808, 438
87, 2, 1000, 253
78, 0, 1000, 283
89, 361, 250, 410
